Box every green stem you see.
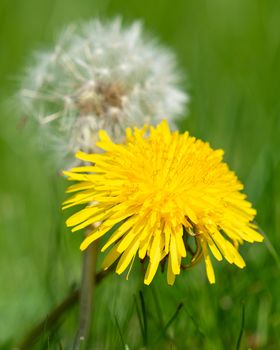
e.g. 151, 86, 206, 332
72, 240, 98, 349
16, 268, 110, 350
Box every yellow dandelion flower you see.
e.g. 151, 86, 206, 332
63, 121, 263, 285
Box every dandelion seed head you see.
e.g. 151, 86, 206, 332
19, 18, 188, 164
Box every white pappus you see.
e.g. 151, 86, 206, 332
19, 18, 189, 164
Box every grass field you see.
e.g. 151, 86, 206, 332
1, 0, 280, 349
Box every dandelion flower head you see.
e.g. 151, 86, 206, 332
20, 18, 188, 161
63, 121, 263, 285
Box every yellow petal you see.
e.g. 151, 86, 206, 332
66, 182, 93, 193
102, 246, 121, 270
80, 223, 114, 250
164, 224, 171, 254
101, 217, 137, 252
205, 233, 223, 261
75, 151, 96, 163
167, 254, 176, 285
66, 206, 100, 227
138, 234, 152, 259
175, 227, 187, 258
149, 230, 161, 262
201, 239, 215, 284
71, 209, 112, 232
70, 166, 96, 173
144, 258, 160, 285
170, 235, 180, 275
116, 240, 139, 274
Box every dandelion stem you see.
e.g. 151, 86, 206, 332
16, 268, 111, 350
72, 238, 98, 349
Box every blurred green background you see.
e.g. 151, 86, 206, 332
1, 0, 280, 349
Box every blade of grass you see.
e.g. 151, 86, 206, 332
183, 306, 205, 339
152, 302, 183, 346
151, 285, 164, 328
139, 290, 148, 346
257, 225, 280, 270
114, 314, 126, 349
134, 294, 145, 345
236, 302, 245, 350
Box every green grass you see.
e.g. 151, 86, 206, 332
1, 0, 280, 349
